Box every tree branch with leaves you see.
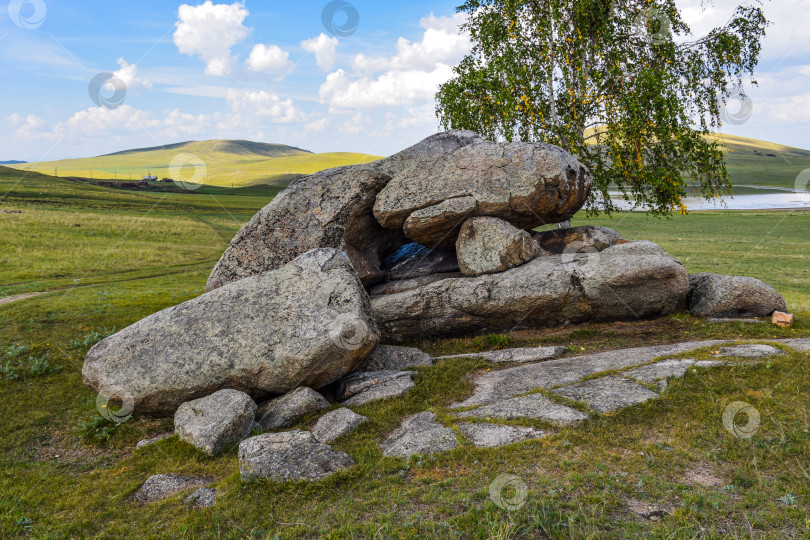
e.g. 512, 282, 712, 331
436, 0, 769, 216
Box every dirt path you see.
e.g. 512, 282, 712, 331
0, 291, 46, 306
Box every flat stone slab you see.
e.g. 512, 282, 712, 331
133, 474, 215, 504
379, 412, 458, 458
456, 393, 588, 425
344, 376, 415, 406
354, 345, 433, 371
337, 371, 417, 400
311, 408, 369, 443
454, 341, 725, 408
458, 423, 546, 448
622, 359, 696, 383
238, 430, 356, 482
693, 360, 728, 368
780, 338, 810, 353
435, 346, 567, 364
714, 344, 785, 359
553, 376, 660, 414
707, 318, 765, 324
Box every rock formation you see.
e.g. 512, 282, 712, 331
206, 131, 591, 290
83, 249, 378, 416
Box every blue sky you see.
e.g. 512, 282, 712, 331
1, 0, 809, 162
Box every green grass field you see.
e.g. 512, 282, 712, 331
10, 140, 381, 188
0, 165, 808, 538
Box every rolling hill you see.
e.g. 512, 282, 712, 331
706, 133, 810, 188
10, 140, 381, 188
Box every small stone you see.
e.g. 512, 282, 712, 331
238, 430, 356, 482
337, 371, 417, 400
256, 387, 329, 431
174, 389, 257, 456
185, 487, 217, 508
553, 377, 659, 414
311, 408, 369, 443
379, 412, 458, 458
354, 345, 433, 371
713, 344, 785, 359
456, 393, 587, 425
532, 226, 625, 254
457, 423, 545, 448
133, 474, 214, 504
435, 346, 566, 364
344, 376, 415, 406
135, 432, 173, 450
455, 217, 536, 277
772, 311, 794, 328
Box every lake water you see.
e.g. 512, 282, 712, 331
609, 186, 810, 211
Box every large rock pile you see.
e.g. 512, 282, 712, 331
205, 131, 591, 289
83, 131, 790, 482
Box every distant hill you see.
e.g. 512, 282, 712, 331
706, 133, 810, 189
0, 160, 26, 165
11, 140, 381, 188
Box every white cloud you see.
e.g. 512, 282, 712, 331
225, 89, 303, 123
753, 93, 810, 125
677, 0, 810, 63
7, 113, 45, 139
246, 44, 292, 72
301, 33, 340, 71
320, 65, 455, 111
341, 113, 372, 135
304, 117, 330, 132
173, 1, 251, 76
113, 57, 152, 90
318, 11, 469, 135
351, 13, 469, 73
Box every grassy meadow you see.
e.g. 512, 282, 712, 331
0, 164, 808, 538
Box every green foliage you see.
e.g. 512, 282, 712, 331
0, 344, 61, 380
69, 327, 117, 350
77, 415, 128, 445
437, 0, 770, 216
474, 333, 512, 350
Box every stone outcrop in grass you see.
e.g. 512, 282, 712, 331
238, 431, 356, 481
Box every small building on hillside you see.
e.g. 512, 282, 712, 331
142, 175, 158, 182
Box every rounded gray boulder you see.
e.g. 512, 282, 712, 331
83, 249, 379, 416
688, 273, 787, 318
456, 217, 536, 276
